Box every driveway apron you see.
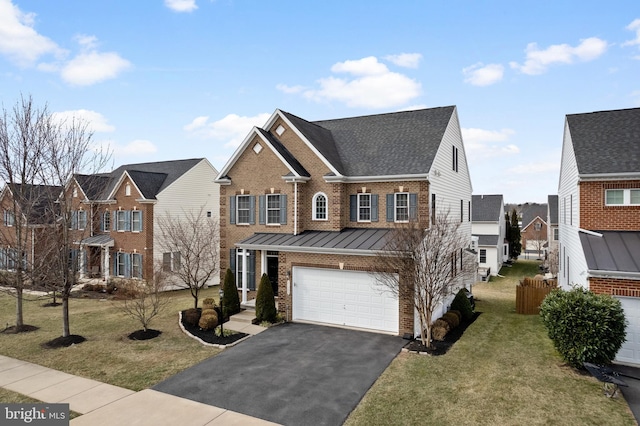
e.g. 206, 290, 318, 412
154, 322, 405, 426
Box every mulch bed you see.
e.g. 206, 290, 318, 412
128, 329, 162, 340
41, 335, 86, 349
180, 310, 248, 345
1, 324, 39, 334
404, 312, 481, 355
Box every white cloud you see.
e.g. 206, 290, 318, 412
111, 139, 158, 156
623, 19, 640, 47
384, 53, 422, 68
165, 0, 198, 12
462, 127, 519, 159
462, 63, 504, 86
184, 112, 271, 147
51, 109, 115, 133
300, 56, 421, 109
506, 161, 559, 175
510, 37, 607, 75
275, 84, 305, 94
0, 0, 66, 67
61, 50, 131, 86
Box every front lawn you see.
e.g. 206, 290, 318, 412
0, 287, 221, 391
345, 260, 636, 425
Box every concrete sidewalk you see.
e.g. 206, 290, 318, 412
0, 355, 279, 425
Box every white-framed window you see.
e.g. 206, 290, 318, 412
395, 193, 409, 222
253, 143, 263, 154
266, 194, 281, 225
77, 210, 87, 230
276, 124, 285, 136
553, 228, 559, 240
3, 210, 15, 227
125, 183, 131, 196
606, 188, 640, 206
452, 145, 459, 172
479, 249, 487, 264
132, 253, 142, 278
534, 222, 542, 231
163, 252, 181, 272
103, 211, 110, 232
237, 195, 251, 224
116, 210, 127, 231
358, 193, 371, 222
116, 252, 143, 278
116, 252, 127, 276
131, 210, 142, 232
312, 192, 328, 221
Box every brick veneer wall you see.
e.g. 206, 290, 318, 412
590, 276, 640, 297
580, 180, 640, 231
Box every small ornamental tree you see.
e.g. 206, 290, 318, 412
540, 287, 627, 369
450, 288, 474, 321
508, 209, 522, 259
255, 273, 277, 323
222, 268, 241, 317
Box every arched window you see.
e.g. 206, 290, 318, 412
312, 192, 328, 221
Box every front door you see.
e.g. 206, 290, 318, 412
266, 251, 278, 296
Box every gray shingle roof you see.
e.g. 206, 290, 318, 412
472, 194, 503, 222
521, 204, 547, 229
127, 170, 168, 199
256, 128, 310, 177
580, 231, 640, 274
547, 195, 558, 225
237, 228, 392, 253
75, 174, 113, 200
566, 107, 640, 175
474, 234, 500, 246
280, 106, 455, 177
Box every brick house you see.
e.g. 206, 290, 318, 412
471, 194, 508, 279
520, 203, 548, 259
69, 158, 220, 283
215, 106, 473, 336
557, 107, 640, 365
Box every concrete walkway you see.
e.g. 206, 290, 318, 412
0, 308, 280, 425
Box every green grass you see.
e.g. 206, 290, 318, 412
345, 260, 636, 426
0, 287, 221, 391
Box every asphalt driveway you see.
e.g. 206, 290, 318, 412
154, 323, 405, 425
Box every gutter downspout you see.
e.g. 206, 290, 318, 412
294, 182, 298, 236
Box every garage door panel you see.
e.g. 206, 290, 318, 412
616, 297, 640, 366
293, 267, 398, 333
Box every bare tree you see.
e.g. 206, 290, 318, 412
0, 95, 58, 331
374, 211, 474, 347
547, 247, 559, 276
117, 263, 170, 333
37, 110, 109, 339
157, 207, 219, 309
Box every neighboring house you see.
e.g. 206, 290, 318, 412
215, 106, 473, 337
471, 194, 508, 279
520, 203, 548, 259
557, 107, 640, 366
69, 158, 219, 283
0, 184, 60, 279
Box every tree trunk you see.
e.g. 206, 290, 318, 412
15, 287, 24, 328
62, 296, 70, 337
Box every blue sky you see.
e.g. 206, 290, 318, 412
1, 0, 639, 203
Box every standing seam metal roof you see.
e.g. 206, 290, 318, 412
580, 230, 640, 274
237, 228, 391, 252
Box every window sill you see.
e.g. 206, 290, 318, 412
312, 218, 329, 222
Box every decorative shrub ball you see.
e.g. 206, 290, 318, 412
199, 310, 219, 330
441, 312, 460, 329
432, 324, 449, 341
184, 308, 201, 327
448, 310, 462, 323
202, 298, 216, 310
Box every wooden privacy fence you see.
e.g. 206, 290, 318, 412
516, 277, 558, 315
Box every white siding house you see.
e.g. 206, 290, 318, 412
472, 194, 507, 278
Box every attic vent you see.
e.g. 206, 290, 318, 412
276, 125, 285, 136
253, 143, 263, 154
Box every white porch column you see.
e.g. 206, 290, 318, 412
261, 250, 267, 276
241, 249, 248, 303
103, 247, 110, 281
79, 246, 85, 279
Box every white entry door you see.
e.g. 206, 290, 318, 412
616, 297, 640, 366
292, 267, 398, 334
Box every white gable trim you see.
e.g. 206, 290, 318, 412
105, 170, 145, 201
269, 109, 343, 177
214, 122, 306, 182
323, 173, 429, 183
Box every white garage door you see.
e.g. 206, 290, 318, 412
615, 297, 640, 366
292, 267, 398, 333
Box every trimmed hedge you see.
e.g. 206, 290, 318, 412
441, 312, 460, 329
451, 288, 474, 321
198, 308, 218, 330
183, 308, 201, 327
222, 269, 241, 316
432, 318, 450, 341
256, 273, 277, 323
540, 287, 627, 369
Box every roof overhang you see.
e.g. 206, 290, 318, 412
323, 173, 429, 183
588, 270, 640, 281
579, 172, 640, 181
78, 234, 114, 247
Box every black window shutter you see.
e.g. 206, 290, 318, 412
259, 195, 266, 225
280, 194, 287, 224
371, 194, 379, 222
409, 193, 418, 220
386, 194, 394, 222
350, 195, 357, 222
